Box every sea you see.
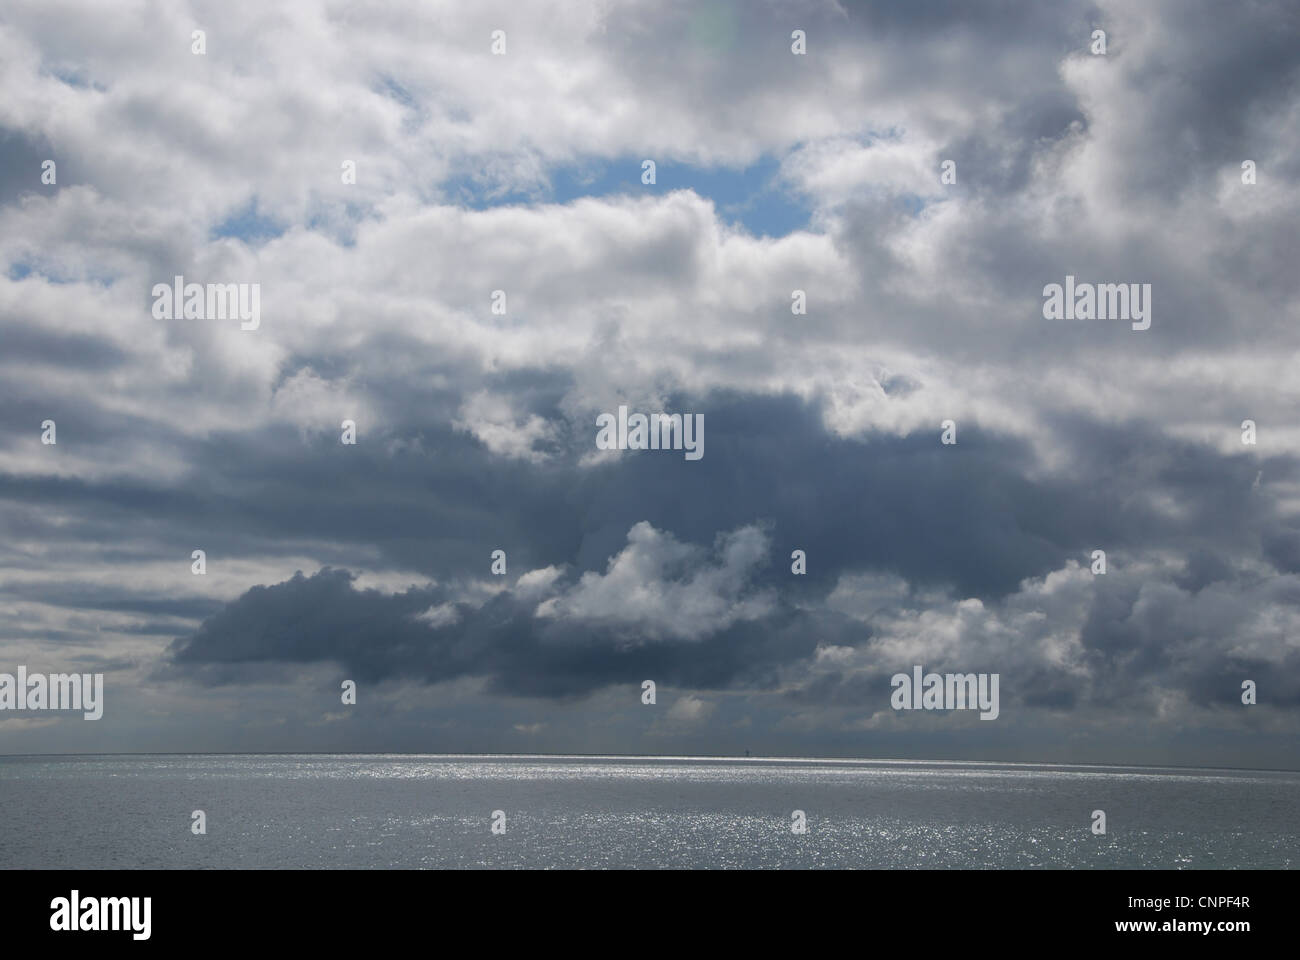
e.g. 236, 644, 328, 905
1, 754, 1296, 869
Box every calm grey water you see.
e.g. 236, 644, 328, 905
1, 754, 1296, 869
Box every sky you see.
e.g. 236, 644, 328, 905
1, 0, 1298, 767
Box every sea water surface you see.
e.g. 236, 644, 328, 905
1, 754, 1296, 869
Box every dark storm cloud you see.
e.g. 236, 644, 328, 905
162, 388, 1300, 714
1263, 525, 1300, 574
183, 390, 1298, 595
1079, 573, 1300, 710
10, 378, 1293, 601
0, 324, 127, 371
166, 565, 833, 698
0, 128, 56, 206
1099, 0, 1300, 201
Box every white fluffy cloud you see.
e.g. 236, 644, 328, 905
537, 521, 774, 641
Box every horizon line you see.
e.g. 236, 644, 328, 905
1, 750, 1296, 775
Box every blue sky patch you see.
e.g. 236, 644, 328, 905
211, 198, 287, 245
446, 154, 814, 238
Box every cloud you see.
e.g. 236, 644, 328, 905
2, 0, 1298, 764
536, 521, 775, 642
454, 390, 559, 463
665, 694, 716, 724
